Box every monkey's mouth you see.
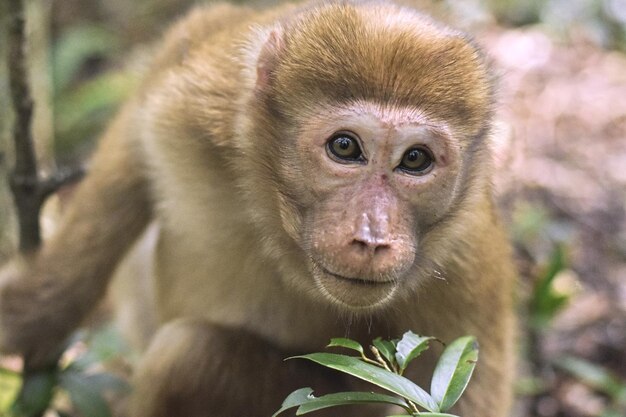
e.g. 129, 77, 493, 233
320, 267, 395, 287
313, 264, 398, 309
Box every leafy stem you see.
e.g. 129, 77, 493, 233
406, 398, 420, 414
275, 332, 479, 417
371, 345, 394, 372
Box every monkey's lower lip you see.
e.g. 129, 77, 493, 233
314, 265, 397, 309
320, 267, 394, 287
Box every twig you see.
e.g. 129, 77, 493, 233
370, 346, 393, 373
7, 0, 41, 252
6, 0, 83, 253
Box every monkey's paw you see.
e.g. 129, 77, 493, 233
0, 257, 64, 366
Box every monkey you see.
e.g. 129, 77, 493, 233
0, 1, 516, 417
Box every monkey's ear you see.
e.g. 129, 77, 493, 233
255, 28, 283, 91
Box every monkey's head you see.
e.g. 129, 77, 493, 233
241, 2, 494, 312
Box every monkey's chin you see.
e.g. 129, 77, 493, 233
313, 268, 398, 310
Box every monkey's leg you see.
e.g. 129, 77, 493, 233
130, 319, 369, 417
0, 106, 151, 366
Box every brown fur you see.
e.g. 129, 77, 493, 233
0, 2, 515, 416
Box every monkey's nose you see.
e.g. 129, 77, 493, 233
345, 236, 396, 275
350, 237, 392, 256
350, 212, 392, 256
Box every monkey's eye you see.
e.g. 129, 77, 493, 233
326, 132, 364, 163
398, 147, 434, 174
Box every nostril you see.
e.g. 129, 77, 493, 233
350, 238, 391, 255
351, 239, 369, 252
373, 243, 391, 255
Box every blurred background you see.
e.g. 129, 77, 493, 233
0, 0, 625, 416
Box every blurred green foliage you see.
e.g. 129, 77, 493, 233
0, 367, 21, 411
486, 0, 626, 50
529, 245, 569, 329
53, 26, 120, 92
556, 356, 626, 417
0, 326, 130, 417
514, 201, 626, 416
51, 24, 138, 162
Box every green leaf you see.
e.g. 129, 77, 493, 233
387, 413, 459, 417
373, 338, 397, 366
431, 336, 479, 412
0, 367, 21, 411
536, 245, 565, 297
387, 413, 458, 417
292, 353, 439, 412
63, 327, 129, 371
273, 389, 412, 416
59, 371, 112, 417
296, 391, 411, 414
395, 332, 434, 372
531, 245, 570, 327
328, 338, 365, 356
83, 372, 130, 393
10, 370, 56, 416
272, 388, 314, 417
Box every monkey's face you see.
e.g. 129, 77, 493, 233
246, 2, 492, 310
277, 102, 464, 310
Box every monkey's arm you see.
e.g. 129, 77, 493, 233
0, 105, 151, 366
130, 319, 387, 417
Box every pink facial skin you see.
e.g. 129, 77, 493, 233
284, 101, 464, 309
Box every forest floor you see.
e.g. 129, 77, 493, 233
483, 23, 626, 417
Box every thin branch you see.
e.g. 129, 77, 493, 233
7, 0, 41, 252
6, 0, 83, 253
370, 346, 393, 372
39, 167, 85, 200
